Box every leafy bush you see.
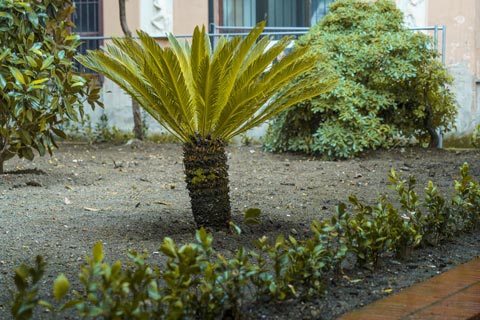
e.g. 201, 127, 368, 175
265, 0, 457, 159
9, 165, 479, 319
333, 163, 479, 263
0, 0, 101, 173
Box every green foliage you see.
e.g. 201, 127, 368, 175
10, 256, 45, 319
472, 124, 480, 148
9, 165, 480, 318
453, 163, 480, 231
333, 164, 479, 264
336, 197, 395, 266
0, 0, 101, 172
265, 0, 458, 159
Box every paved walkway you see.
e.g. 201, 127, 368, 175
337, 258, 480, 320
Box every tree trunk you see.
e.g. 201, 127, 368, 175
183, 135, 231, 230
119, 0, 144, 140
118, 0, 132, 37
132, 100, 144, 140
424, 102, 439, 148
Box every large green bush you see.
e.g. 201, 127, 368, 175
0, 0, 101, 173
265, 0, 457, 159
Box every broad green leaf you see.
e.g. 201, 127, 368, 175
160, 238, 177, 258
0, 74, 6, 89
21, 147, 35, 161
229, 221, 242, 235
31, 78, 48, 85
27, 10, 38, 26
0, 48, 11, 61
0, 12, 13, 20
9, 67, 25, 85
92, 241, 104, 263
244, 207, 262, 225
41, 56, 55, 70
53, 274, 70, 301
65, 35, 79, 41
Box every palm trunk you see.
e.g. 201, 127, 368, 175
183, 135, 231, 230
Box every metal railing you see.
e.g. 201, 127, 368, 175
79, 24, 446, 63
80, 24, 446, 65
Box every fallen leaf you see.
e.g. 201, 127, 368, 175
382, 288, 393, 293
154, 201, 172, 206
26, 180, 42, 187
343, 275, 363, 283
65, 185, 74, 190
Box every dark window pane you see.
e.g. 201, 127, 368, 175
72, 0, 101, 74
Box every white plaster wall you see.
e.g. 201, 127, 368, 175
90, 79, 164, 134
140, 0, 173, 37
394, 0, 427, 27
447, 63, 477, 136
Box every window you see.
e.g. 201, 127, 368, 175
220, 0, 334, 28
72, 0, 102, 73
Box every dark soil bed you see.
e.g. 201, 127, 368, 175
0, 142, 479, 319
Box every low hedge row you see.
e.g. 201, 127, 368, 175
10, 163, 479, 319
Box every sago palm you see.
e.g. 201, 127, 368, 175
77, 22, 334, 230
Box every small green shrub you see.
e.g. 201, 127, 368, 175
453, 163, 480, 231
335, 197, 394, 266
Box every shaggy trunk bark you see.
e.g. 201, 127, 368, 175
183, 135, 231, 230
0, 141, 5, 174
119, 0, 144, 140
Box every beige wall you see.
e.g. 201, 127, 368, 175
428, 0, 476, 69
103, 0, 141, 37
426, 0, 479, 133
173, 0, 209, 35
476, 1, 480, 79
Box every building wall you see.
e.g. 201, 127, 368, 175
428, 0, 479, 136
103, 0, 140, 36
173, 0, 208, 35
395, 0, 479, 136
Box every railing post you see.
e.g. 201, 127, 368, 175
442, 25, 446, 65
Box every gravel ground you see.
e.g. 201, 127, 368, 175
0, 142, 478, 319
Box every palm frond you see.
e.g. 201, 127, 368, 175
77, 21, 336, 144
78, 46, 189, 141
137, 31, 196, 138
227, 74, 337, 140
